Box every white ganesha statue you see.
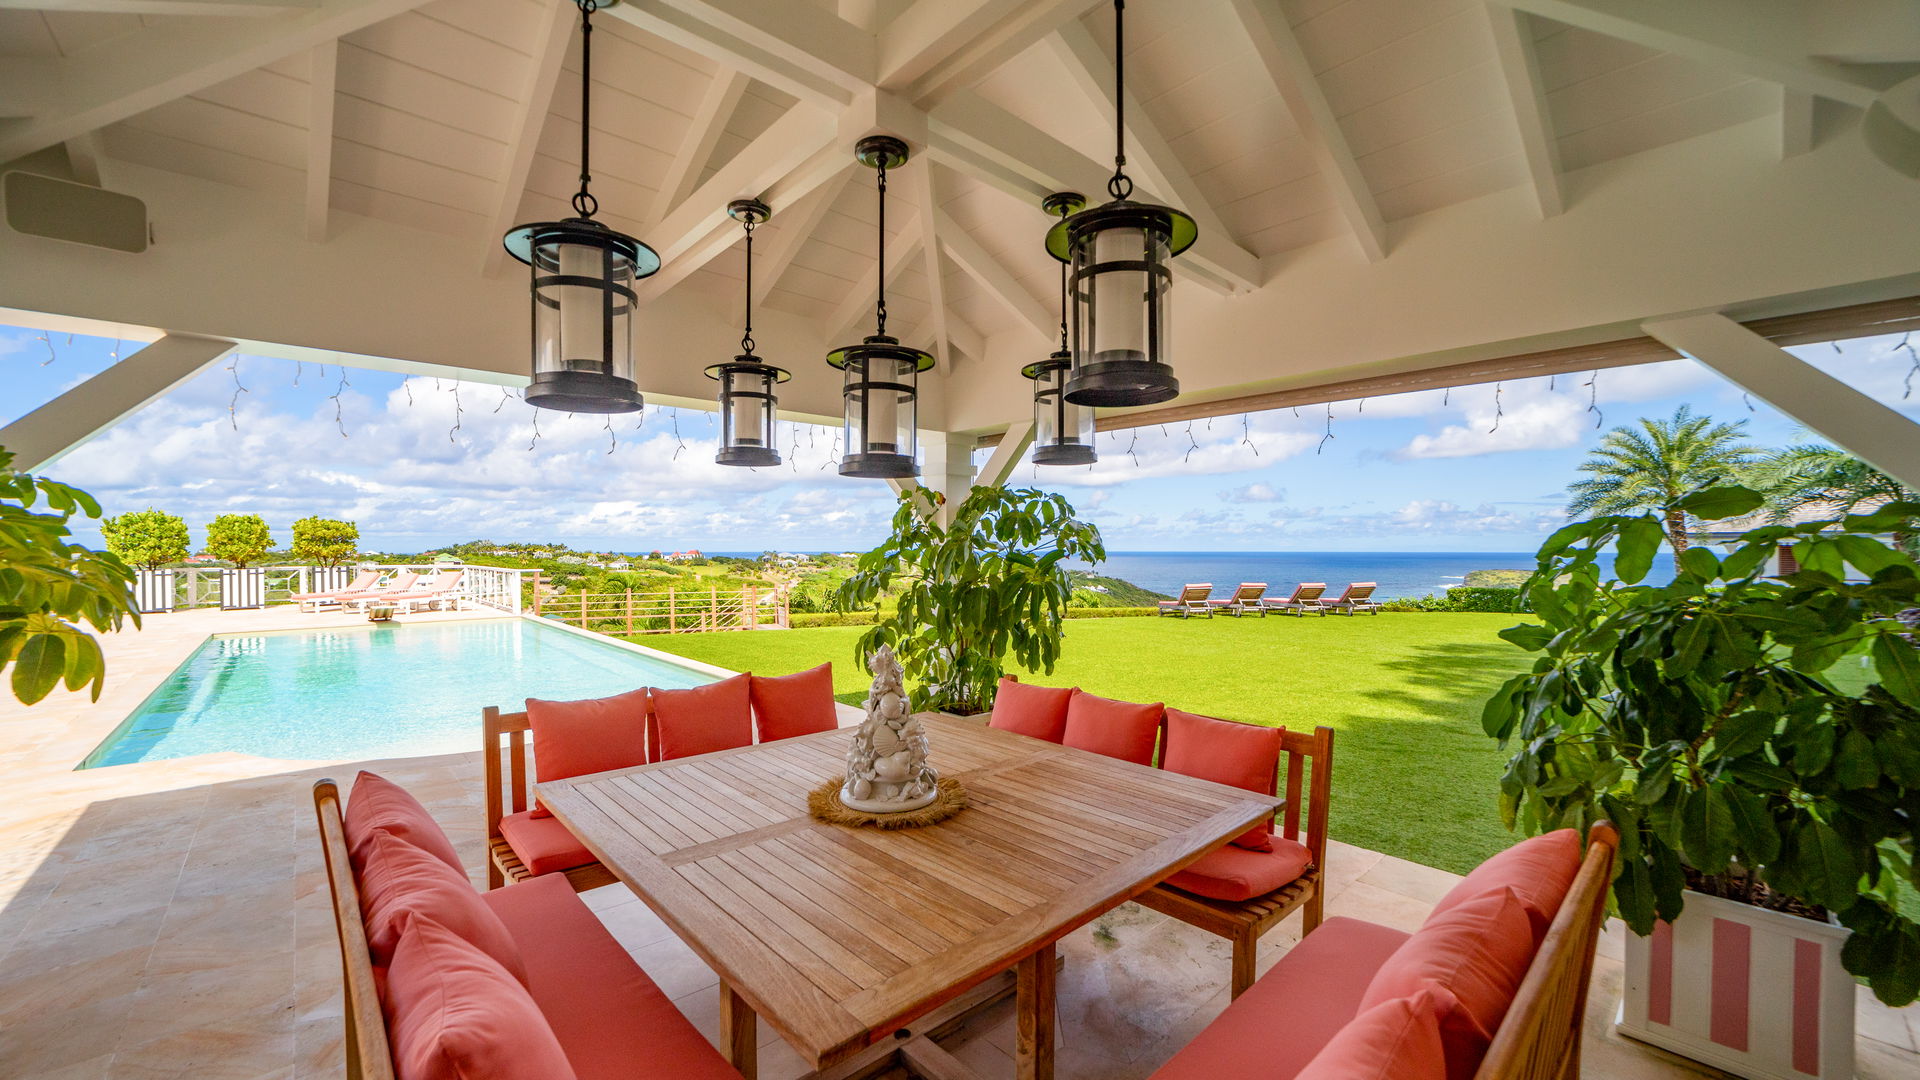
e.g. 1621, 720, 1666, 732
841, 645, 939, 813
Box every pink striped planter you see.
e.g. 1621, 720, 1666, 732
1618, 890, 1854, 1079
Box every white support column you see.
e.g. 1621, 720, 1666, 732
1, 333, 237, 472
974, 419, 1033, 489
916, 431, 977, 527
1641, 313, 1920, 492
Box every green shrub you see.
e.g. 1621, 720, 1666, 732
791, 610, 882, 628
1443, 586, 1526, 613
203, 513, 273, 567
291, 516, 359, 567
100, 508, 189, 570
1062, 606, 1157, 619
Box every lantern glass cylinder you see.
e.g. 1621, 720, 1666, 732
830, 339, 931, 478
1051, 202, 1193, 409
707, 360, 787, 467
512, 219, 652, 413
1024, 354, 1096, 465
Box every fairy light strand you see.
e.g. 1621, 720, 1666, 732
448, 382, 463, 443
1898, 332, 1919, 399
527, 408, 542, 452
227, 356, 247, 431
1488, 382, 1504, 434
604, 414, 616, 455
672, 409, 686, 460
330, 367, 351, 437
1585, 370, 1603, 430
1184, 421, 1199, 463
1317, 403, 1334, 455
494, 386, 512, 413
36, 333, 55, 365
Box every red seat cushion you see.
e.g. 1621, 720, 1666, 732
1360, 888, 1537, 1080
346, 771, 464, 872
357, 830, 529, 988
1161, 707, 1282, 850
498, 809, 598, 878
1164, 837, 1312, 902
526, 687, 651, 818
484, 873, 742, 1080
750, 663, 839, 742
987, 678, 1074, 742
1428, 829, 1581, 944
1060, 691, 1163, 766
383, 913, 579, 1080
1294, 987, 1452, 1080
1147, 916, 1411, 1080
652, 672, 753, 761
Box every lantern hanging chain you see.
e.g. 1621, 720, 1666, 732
740, 214, 757, 355
571, 0, 599, 219
1107, 0, 1132, 200
448, 382, 463, 444
1056, 204, 1072, 352
227, 356, 248, 431
1585, 369, 1603, 429
874, 160, 890, 338
1488, 382, 1503, 434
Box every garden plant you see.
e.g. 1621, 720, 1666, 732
203, 513, 273, 567
100, 507, 189, 571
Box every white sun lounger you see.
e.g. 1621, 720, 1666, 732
1157, 583, 1214, 618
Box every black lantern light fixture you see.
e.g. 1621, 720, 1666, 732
826, 136, 935, 479
502, 0, 657, 414
707, 199, 789, 467
1048, 0, 1196, 409
1024, 191, 1097, 466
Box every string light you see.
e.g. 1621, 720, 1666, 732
822, 433, 841, 471
1317, 403, 1334, 455
330, 366, 350, 437
36, 334, 54, 365
1127, 428, 1139, 467
1357, 397, 1366, 414
1744, 391, 1756, 412
404, 378, 414, 406
1585, 370, 1603, 429
527, 408, 542, 452
227, 356, 247, 431
1184, 421, 1199, 463
672, 409, 685, 460
494, 386, 512, 413
603, 414, 616, 455
1442, 386, 1451, 406
448, 382, 463, 443
1488, 382, 1503, 434
634, 402, 647, 430
1242, 413, 1258, 457
293, 359, 304, 387
1548, 373, 1557, 392
1897, 333, 1919, 399
109, 335, 120, 360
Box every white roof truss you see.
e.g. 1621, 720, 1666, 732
651, 69, 750, 226
1483, 4, 1565, 218
303, 39, 336, 242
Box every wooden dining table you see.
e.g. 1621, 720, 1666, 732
537, 715, 1282, 1080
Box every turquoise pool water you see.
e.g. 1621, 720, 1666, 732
82, 618, 716, 768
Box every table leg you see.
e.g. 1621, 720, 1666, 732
720, 982, 757, 1080
1016, 942, 1056, 1080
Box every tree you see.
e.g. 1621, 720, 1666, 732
291, 516, 359, 567
203, 513, 273, 567
100, 508, 189, 571
1749, 444, 1918, 552
1, 448, 139, 704
1565, 405, 1757, 571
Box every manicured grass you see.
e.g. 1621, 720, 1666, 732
643, 613, 1535, 875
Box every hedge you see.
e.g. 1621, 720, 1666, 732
1442, 587, 1526, 613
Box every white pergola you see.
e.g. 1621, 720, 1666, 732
5, 0, 1920, 511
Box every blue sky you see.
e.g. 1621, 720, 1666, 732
4, 323, 1916, 554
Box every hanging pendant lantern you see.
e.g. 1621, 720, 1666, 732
503, 0, 657, 414
1026, 191, 1097, 466
708, 199, 789, 467
1048, 0, 1195, 409
826, 136, 935, 479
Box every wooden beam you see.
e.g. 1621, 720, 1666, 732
826, 214, 924, 345
974, 418, 1033, 487
1483, 4, 1564, 218
751, 163, 853, 309
893, 0, 1099, 107
606, 0, 866, 109
934, 206, 1053, 345
0, 334, 237, 471
0, 0, 315, 14
902, 156, 950, 367
652, 70, 750, 226
479, 0, 574, 276
1229, 0, 1388, 262
304, 39, 338, 242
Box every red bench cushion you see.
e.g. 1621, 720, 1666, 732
988, 678, 1074, 742
751, 663, 839, 743
498, 809, 598, 877
346, 771, 464, 872
1164, 837, 1312, 902
1427, 828, 1580, 944
359, 830, 529, 987
384, 913, 579, 1080
1161, 708, 1281, 850
1294, 987, 1451, 1080
1360, 888, 1537, 1080
1061, 691, 1163, 766
484, 873, 742, 1080
1147, 916, 1410, 1080
652, 672, 753, 761
526, 688, 651, 817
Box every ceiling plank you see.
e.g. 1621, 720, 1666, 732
606, 0, 868, 109
1781, 88, 1816, 158
652, 70, 749, 225
0, 0, 435, 165
826, 213, 924, 345
751, 162, 853, 309
1483, 4, 1564, 218
1229, 0, 1387, 262
478, 0, 575, 276
934, 205, 1053, 344
0, 0, 316, 15
304, 39, 337, 242
889, 0, 1099, 107
901, 155, 949, 367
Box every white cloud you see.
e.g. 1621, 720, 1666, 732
1396, 396, 1586, 459
1219, 482, 1282, 503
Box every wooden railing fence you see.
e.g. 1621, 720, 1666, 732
530, 579, 787, 635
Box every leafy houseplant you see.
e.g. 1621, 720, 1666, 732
291, 516, 360, 568
832, 486, 1104, 715
0, 448, 139, 704
203, 513, 273, 567
99, 507, 189, 570
1483, 486, 1920, 1010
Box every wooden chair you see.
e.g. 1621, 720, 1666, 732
482, 705, 619, 892
1137, 724, 1333, 998
312, 778, 399, 1080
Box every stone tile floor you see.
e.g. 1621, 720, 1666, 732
1, 607, 1916, 1078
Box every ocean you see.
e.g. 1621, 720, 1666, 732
1066, 551, 1677, 601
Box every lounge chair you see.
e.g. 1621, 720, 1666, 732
1207, 582, 1268, 617
1158, 583, 1214, 618
1324, 582, 1382, 615
348, 570, 461, 614
1263, 582, 1327, 616
332, 569, 420, 612
289, 568, 379, 612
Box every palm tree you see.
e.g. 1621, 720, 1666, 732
1566, 406, 1757, 570
1747, 444, 1917, 552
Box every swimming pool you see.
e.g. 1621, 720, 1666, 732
82, 618, 718, 768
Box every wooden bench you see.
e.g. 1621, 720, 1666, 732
1137, 724, 1332, 999
482, 704, 619, 892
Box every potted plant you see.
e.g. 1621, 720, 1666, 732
833, 485, 1103, 717
1483, 486, 1920, 1080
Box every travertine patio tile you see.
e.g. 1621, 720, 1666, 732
633, 931, 722, 1000
1357, 851, 1464, 904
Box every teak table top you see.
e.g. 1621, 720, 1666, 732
538, 715, 1282, 1070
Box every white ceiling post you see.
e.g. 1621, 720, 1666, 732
1, 333, 237, 472
304, 39, 338, 243
1641, 313, 1920, 492
1483, 4, 1565, 218
918, 431, 977, 527
973, 418, 1033, 489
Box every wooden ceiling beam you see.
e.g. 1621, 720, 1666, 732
750, 163, 853, 309
652, 70, 749, 227
934, 205, 1053, 345
825, 213, 924, 345
901, 155, 950, 367
0, 0, 314, 15
605, 0, 861, 108
1483, 4, 1564, 218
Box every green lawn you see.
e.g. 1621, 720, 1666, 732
643, 613, 1534, 876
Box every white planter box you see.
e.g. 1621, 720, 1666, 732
1617, 888, 1853, 1079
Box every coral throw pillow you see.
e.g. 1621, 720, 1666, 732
346, 771, 464, 873
652, 672, 754, 761
987, 678, 1074, 742
1294, 986, 1452, 1080
357, 829, 529, 987
1161, 707, 1282, 850
1427, 828, 1582, 944
525, 687, 651, 818
750, 663, 839, 742
1060, 691, 1164, 766
383, 914, 579, 1080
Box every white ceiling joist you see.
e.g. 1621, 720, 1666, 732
0, 0, 433, 164
1500, 0, 1919, 109
651, 70, 750, 226
0, 0, 314, 15
63, 133, 103, 185
1482, 4, 1565, 218
887, 0, 1100, 107
605, 0, 867, 109
934, 206, 1053, 345
901, 157, 950, 367
1229, 0, 1388, 263
750, 163, 853, 309
478, 0, 575, 275
825, 213, 924, 346
304, 40, 337, 242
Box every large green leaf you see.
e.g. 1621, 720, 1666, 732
1613, 517, 1664, 585
9, 633, 63, 705
1680, 786, 1736, 874
1678, 486, 1765, 520
1872, 634, 1920, 707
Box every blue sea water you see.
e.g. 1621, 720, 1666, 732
1067, 551, 1677, 601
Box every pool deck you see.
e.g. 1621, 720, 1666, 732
1, 610, 1916, 1078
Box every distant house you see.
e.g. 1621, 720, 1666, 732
663, 549, 703, 563
1692, 498, 1893, 577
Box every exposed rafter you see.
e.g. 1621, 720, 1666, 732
750, 163, 853, 309
652, 70, 749, 225
933, 206, 1053, 345
0, 0, 315, 14
1781, 88, 1816, 158
885, 0, 1099, 107
478, 0, 575, 276
901, 157, 949, 367
605, 0, 868, 109
1483, 4, 1564, 218
0, 0, 434, 164
63, 134, 104, 186
304, 40, 338, 242
825, 214, 924, 346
